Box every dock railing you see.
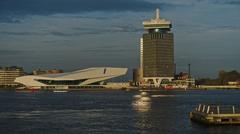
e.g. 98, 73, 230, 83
196, 104, 240, 114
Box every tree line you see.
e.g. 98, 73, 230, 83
196, 70, 240, 85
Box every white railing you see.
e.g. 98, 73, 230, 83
196, 104, 238, 114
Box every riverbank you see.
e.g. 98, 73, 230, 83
196, 85, 240, 90
1, 85, 240, 92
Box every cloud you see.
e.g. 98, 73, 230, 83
0, 31, 44, 36
0, 16, 22, 23
0, 0, 178, 15
0, 50, 26, 56
0, 0, 185, 23
226, 1, 240, 5
73, 25, 142, 35
209, 0, 240, 5
0, 24, 142, 37
176, 23, 240, 34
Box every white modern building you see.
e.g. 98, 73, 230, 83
15, 67, 128, 90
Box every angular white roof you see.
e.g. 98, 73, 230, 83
15, 67, 128, 87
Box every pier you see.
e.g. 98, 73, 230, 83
190, 104, 240, 125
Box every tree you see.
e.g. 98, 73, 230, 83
218, 70, 225, 85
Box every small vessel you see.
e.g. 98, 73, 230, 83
163, 84, 188, 90
53, 90, 68, 93
151, 94, 175, 98
16, 86, 26, 90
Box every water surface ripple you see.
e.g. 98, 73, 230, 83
0, 90, 240, 134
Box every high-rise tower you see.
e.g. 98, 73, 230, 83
140, 9, 174, 87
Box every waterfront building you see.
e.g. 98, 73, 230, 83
33, 69, 46, 75
228, 81, 240, 86
175, 72, 189, 80
141, 9, 174, 87
33, 69, 63, 75
0, 66, 24, 87
15, 67, 127, 89
132, 68, 143, 86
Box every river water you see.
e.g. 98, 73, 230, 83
0, 90, 240, 134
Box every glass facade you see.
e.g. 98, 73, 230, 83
36, 79, 87, 85
142, 32, 174, 77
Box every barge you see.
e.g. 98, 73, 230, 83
190, 104, 240, 125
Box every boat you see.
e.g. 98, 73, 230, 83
16, 86, 26, 90
163, 84, 187, 90
151, 94, 175, 98
53, 90, 68, 93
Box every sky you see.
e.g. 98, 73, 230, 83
0, 0, 240, 78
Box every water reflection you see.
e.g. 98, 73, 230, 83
132, 92, 151, 112
132, 92, 153, 134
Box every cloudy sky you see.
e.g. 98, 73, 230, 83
0, 0, 240, 78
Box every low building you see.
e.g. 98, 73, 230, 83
175, 72, 189, 80
132, 68, 143, 86
105, 82, 130, 89
0, 66, 24, 87
15, 67, 128, 90
228, 81, 240, 85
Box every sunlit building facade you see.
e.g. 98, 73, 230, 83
141, 9, 174, 87
0, 66, 24, 87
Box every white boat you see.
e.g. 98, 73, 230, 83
53, 90, 68, 93
151, 94, 175, 98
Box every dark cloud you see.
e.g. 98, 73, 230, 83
0, 50, 26, 56
211, 0, 240, 5
0, 31, 44, 36
0, 0, 186, 23
0, 16, 22, 23
49, 25, 142, 36
227, 1, 240, 5
72, 25, 142, 35
111, 25, 142, 33
0, 23, 142, 37
0, 0, 177, 15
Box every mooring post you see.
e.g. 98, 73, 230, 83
217, 106, 220, 114
233, 106, 235, 114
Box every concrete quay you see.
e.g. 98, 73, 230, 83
197, 85, 240, 90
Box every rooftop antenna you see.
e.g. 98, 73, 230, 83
156, 8, 160, 19
188, 64, 191, 78
174, 63, 176, 76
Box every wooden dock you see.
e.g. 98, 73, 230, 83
190, 104, 240, 125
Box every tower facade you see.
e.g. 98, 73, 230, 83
141, 9, 174, 87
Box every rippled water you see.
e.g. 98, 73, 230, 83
0, 90, 240, 134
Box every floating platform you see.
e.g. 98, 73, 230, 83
190, 104, 240, 125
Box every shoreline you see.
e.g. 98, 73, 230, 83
0, 86, 240, 92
